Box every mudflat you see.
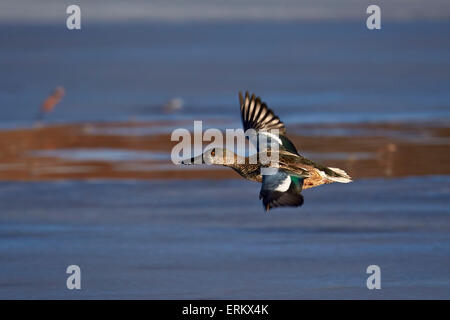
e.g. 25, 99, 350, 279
0, 120, 448, 181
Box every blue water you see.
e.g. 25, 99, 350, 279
0, 176, 449, 299
1, 20, 450, 300
1, 21, 450, 127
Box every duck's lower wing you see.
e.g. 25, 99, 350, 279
259, 169, 304, 211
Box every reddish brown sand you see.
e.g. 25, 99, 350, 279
0, 121, 448, 181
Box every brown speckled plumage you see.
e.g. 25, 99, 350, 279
181, 91, 352, 210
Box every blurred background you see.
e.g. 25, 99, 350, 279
0, 0, 449, 299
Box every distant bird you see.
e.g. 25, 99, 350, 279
162, 97, 184, 114
35, 86, 65, 121
182, 92, 352, 211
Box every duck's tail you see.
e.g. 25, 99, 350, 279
325, 167, 352, 183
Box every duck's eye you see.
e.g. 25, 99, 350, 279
211, 148, 215, 156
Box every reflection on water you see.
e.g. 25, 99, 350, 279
31, 149, 170, 162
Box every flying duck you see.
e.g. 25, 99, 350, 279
182, 91, 352, 211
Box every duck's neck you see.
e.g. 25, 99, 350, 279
222, 155, 260, 181
221, 154, 248, 169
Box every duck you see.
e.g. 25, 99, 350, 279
181, 91, 352, 211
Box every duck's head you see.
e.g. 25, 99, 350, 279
181, 147, 239, 166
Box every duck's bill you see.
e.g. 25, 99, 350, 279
180, 154, 204, 165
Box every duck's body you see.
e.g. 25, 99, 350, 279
224, 149, 349, 189
182, 91, 352, 211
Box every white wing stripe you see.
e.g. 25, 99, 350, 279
259, 131, 283, 145
275, 175, 291, 192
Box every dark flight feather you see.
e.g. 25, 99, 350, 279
239, 91, 286, 134
239, 91, 299, 155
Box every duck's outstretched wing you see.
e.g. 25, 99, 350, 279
259, 169, 304, 211
239, 91, 286, 133
239, 91, 299, 155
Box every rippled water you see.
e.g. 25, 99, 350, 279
0, 176, 449, 299
1, 21, 450, 128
